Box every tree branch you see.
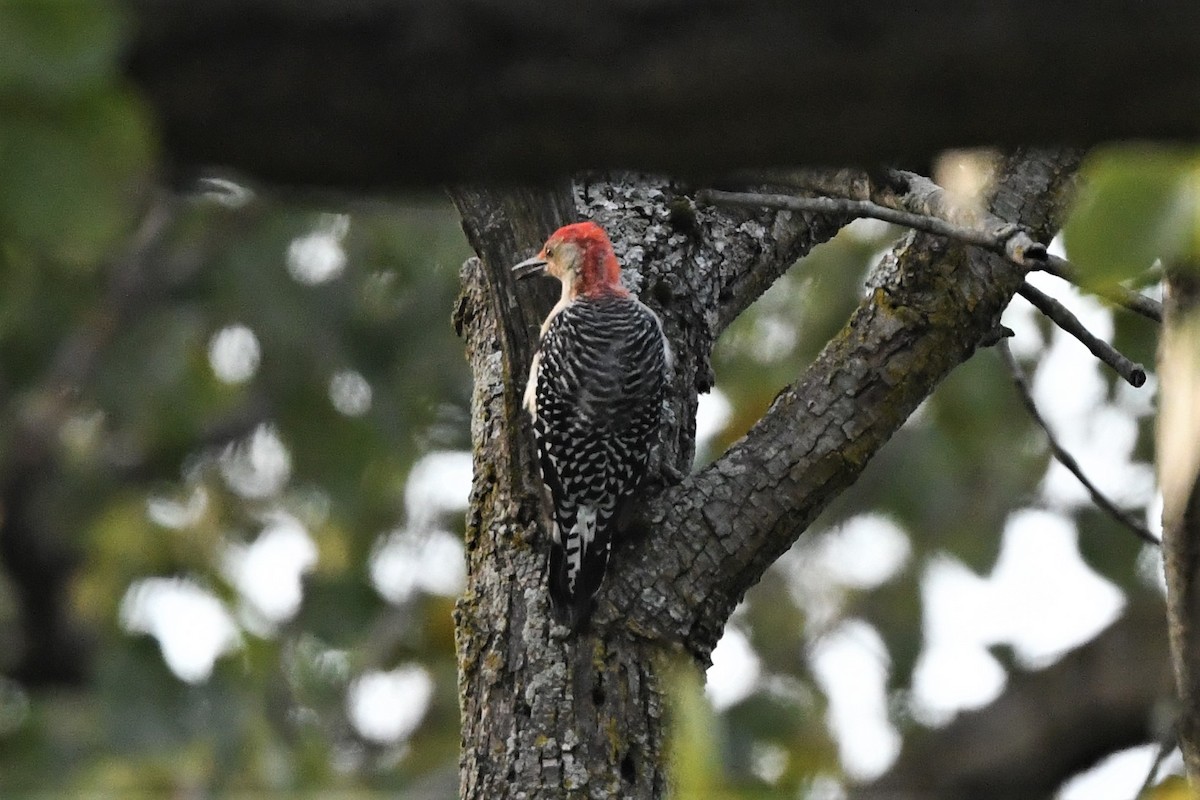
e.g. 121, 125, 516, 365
1038, 255, 1163, 323
771, 168, 1165, 324
697, 187, 1046, 265
125, 2, 1200, 189
855, 595, 1171, 799
0, 192, 176, 687
1017, 282, 1147, 387
996, 340, 1158, 546
604, 151, 1082, 659
1136, 725, 1178, 799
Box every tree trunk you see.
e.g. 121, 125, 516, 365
451, 185, 673, 798
450, 178, 844, 797
856, 593, 1172, 799
452, 156, 1078, 798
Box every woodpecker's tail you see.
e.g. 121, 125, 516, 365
547, 504, 615, 632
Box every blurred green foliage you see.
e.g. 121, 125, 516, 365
1063, 147, 1200, 285
0, 8, 1185, 798
0, 0, 152, 262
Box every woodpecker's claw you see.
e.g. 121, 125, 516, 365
512, 256, 548, 279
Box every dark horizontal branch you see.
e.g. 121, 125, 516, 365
125, 1, 1200, 189
1017, 283, 1147, 387
1038, 255, 1163, 323
997, 341, 1159, 545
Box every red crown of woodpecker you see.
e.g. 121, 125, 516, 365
547, 222, 626, 297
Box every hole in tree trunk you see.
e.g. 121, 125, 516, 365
621, 751, 636, 783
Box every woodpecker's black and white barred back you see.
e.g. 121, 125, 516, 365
513, 222, 670, 631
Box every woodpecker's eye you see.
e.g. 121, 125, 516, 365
545, 246, 554, 259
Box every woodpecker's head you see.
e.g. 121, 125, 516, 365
513, 222, 628, 298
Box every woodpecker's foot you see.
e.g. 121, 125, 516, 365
645, 460, 687, 493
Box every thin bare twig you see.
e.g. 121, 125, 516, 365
1134, 723, 1178, 799
997, 340, 1159, 546
702, 182, 1164, 328
696, 188, 1048, 264
700, 185, 1154, 389
878, 173, 1162, 324
1039, 254, 1163, 323
1017, 282, 1147, 387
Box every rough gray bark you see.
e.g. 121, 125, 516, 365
124, 1, 1200, 189
451, 177, 844, 799
451, 153, 1080, 798
607, 151, 1080, 662
856, 594, 1172, 799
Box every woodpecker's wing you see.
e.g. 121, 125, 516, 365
532, 294, 668, 627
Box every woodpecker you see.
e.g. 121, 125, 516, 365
513, 222, 670, 631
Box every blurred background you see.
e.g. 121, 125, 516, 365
0, 3, 1191, 798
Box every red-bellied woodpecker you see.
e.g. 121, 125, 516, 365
513, 222, 671, 631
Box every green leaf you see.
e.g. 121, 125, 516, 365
1062, 148, 1200, 285
667, 658, 724, 797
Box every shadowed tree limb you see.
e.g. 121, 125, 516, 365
853, 595, 1171, 800
0, 193, 176, 686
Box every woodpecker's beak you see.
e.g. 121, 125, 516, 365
512, 256, 549, 280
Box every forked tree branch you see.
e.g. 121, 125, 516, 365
702, 174, 1165, 325
450, 177, 855, 798
602, 151, 1083, 659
